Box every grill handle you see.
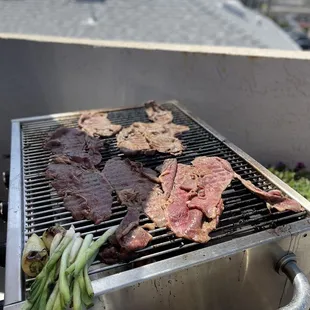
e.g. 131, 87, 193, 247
276, 253, 310, 310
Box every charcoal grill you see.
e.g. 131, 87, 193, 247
4, 101, 310, 310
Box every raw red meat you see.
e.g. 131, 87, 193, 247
162, 156, 304, 243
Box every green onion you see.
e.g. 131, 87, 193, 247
39, 266, 57, 309
69, 237, 83, 265
52, 292, 62, 310
50, 233, 64, 255
37, 226, 75, 280
77, 272, 93, 308
73, 279, 82, 310
71, 226, 117, 277
46, 282, 59, 310
66, 234, 93, 275
59, 234, 77, 306
28, 226, 75, 304
84, 250, 99, 297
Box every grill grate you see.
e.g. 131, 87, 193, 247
22, 103, 307, 287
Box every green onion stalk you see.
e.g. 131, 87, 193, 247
27, 226, 76, 307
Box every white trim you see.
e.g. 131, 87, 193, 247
0, 32, 308, 60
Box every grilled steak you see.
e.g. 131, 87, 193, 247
99, 226, 152, 265
100, 158, 165, 263
164, 163, 217, 243
159, 158, 178, 199
162, 156, 304, 243
115, 207, 140, 241
45, 158, 113, 224
103, 157, 167, 227
144, 101, 173, 124
193, 157, 304, 213
117, 122, 189, 156
118, 226, 152, 252
44, 127, 102, 167
100, 223, 152, 264
78, 111, 122, 137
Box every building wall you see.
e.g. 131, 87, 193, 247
0, 37, 310, 198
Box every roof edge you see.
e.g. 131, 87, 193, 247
0, 32, 308, 60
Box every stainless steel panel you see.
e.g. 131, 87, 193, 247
91, 234, 310, 310
91, 217, 310, 297
5, 122, 23, 305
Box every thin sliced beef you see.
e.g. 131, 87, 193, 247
45, 159, 113, 224
100, 215, 152, 264
162, 156, 304, 244
237, 178, 304, 212
115, 207, 140, 241
100, 223, 152, 264
113, 206, 152, 253
187, 157, 234, 219
78, 112, 122, 137
159, 158, 178, 199
116, 125, 152, 156
100, 158, 164, 263
116, 122, 189, 156
192, 156, 304, 213
118, 226, 152, 252
103, 157, 167, 228
164, 164, 215, 243
44, 127, 102, 166
144, 101, 173, 124
99, 244, 137, 265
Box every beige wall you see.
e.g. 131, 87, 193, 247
0, 37, 310, 200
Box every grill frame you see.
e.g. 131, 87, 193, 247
5, 101, 310, 306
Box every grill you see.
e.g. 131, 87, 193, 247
5, 101, 310, 307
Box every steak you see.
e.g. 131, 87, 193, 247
144, 101, 173, 124
162, 156, 304, 243
44, 127, 102, 167
99, 225, 152, 265
100, 158, 165, 263
164, 164, 216, 243
78, 111, 122, 137
159, 158, 178, 199
103, 157, 167, 228
115, 207, 140, 241
112, 207, 152, 253
45, 158, 113, 224
118, 226, 152, 252
116, 122, 189, 156
193, 157, 304, 213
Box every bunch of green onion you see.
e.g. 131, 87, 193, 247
22, 225, 117, 310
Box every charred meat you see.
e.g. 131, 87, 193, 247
45, 158, 113, 224
44, 127, 102, 167
144, 100, 173, 124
